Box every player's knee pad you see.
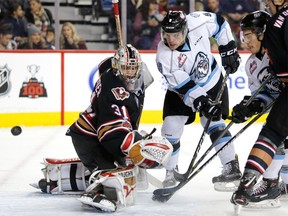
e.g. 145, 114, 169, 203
209, 125, 231, 145
87, 165, 137, 207
32, 158, 91, 194
121, 131, 173, 169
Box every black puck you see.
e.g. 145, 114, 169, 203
11, 126, 22, 136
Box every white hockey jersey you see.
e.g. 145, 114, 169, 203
156, 12, 235, 111
245, 52, 283, 106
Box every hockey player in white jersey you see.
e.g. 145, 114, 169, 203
231, 10, 288, 208
156, 10, 241, 190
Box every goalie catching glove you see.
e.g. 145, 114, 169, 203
219, 41, 240, 74
121, 130, 173, 169
193, 95, 222, 121
232, 96, 265, 123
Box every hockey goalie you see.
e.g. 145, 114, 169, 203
31, 44, 173, 212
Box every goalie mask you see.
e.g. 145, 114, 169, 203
161, 10, 188, 50
240, 10, 271, 43
112, 44, 142, 91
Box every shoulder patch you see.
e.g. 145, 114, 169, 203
111, 87, 130, 100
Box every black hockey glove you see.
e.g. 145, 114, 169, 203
232, 96, 265, 123
219, 41, 240, 74
194, 96, 222, 121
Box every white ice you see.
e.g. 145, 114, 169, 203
0, 123, 287, 216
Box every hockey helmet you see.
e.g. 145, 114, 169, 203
240, 10, 270, 42
112, 44, 142, 84
161, 10, 187, 33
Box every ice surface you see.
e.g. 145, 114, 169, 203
0, 124, 287, 216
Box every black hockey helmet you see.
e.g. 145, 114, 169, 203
240, 10, 271, 34
161, 10, 187, 33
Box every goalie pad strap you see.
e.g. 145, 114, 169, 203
70, 164, 78, 191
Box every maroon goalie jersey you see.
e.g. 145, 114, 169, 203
69, 57, 145, 142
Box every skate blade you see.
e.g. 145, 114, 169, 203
214, 181, 239, 192
244, 199, 281, 209
233, 204, 242, 215
29, 183, 40, 189
280, 194, 288, 200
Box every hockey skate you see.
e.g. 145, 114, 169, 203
231, 172, 257, 215
279, 181, 288, 200
162, 166, 178, 188
212, 157, 242, 192
244, 178, 281, 208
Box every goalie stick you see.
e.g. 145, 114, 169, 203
173, 72, 273, 182
152, 100, 275, 202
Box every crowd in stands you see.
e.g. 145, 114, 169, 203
0, 0, 87, 50
116, 0, 260, 51
0, 0, 261, 50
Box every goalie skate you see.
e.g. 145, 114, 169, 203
78, 193, 117, 212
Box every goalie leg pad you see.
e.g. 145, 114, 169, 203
31, 158, 90, 194
79, 165, 137, 211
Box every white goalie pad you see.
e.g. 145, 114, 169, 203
31, 158, 91, 194
83, 165, 137, 208
121, 131, 173, 169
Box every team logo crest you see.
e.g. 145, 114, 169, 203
258, 67, 282, 95
190, 52, 209, 79
0, 64, 11, 97
178, 53, 187, 68
19, 64, 47, 98
111, 87, 130, 100
249, 61, 257, 74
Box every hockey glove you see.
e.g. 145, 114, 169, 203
194, 96, 222, 121
232, 96, 265, 123
219, 41, 240, 74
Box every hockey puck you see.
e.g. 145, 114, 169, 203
11, 126, 22, 136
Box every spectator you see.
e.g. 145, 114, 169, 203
205, 0, 222, 15
2, 2, 28, 45
25, 0, 53, 37
17, 23, 49, 49
133, 0, 164, 50
45, 25, 54, 49
0, 1, 31, 21
220, 0, 253, 49
126, 0, 143, 44
158, 0, 168, 13
195, 0, 205, 11
0, 22, 16, 49
60, 22, 87, 50
204, 0, 222, 51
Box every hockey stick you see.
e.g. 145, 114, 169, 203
173, 69, 231, 181
112, 0, 123, 47
152, 100, 275, 202
174, 72, 273, 182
